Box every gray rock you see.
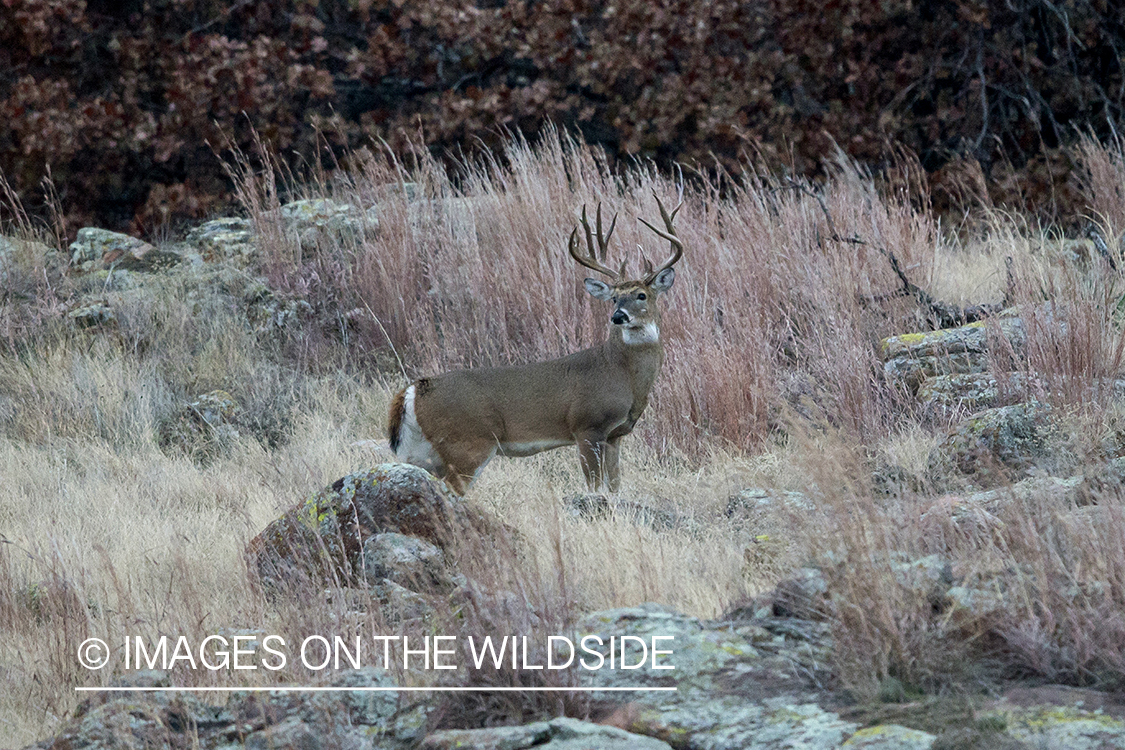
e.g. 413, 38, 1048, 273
946, 584, 1007, 620
727, 488, 815, 524
564, 493, 682, 530
247, 464, 493, 590
362, 532, 451, 592
0, 235, 54, 284
936, 402, 1055, 480
421, 717, 674, 750
841, 724, 935, 749
69, 227, 180, 273
246, 719, 323, 750
244, 281, 312, 332
158, 389, 241, 463
186, 217, 257, 262
571, 603, 852, 749
67, 300, 116, 328
959, 474, 1083, 515
916, 372, 1033, 412
891, 555, 953, 606
275, 197, 379, 250
998, 706, 1125, 749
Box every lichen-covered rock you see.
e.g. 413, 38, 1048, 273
66, 300, 116, 328
247, 464, 481, 590
945, 584, 1007, 620
30, 600, 1125, 750
992, 705, 1125, 749
68, 227, 181, 273
571, 603, 852, 750
158, 389, 240, 464
421, 717, 674, 750
37, 668, 419, 750
727, 487, 815, 526
916, 372, 1033, 412
936, 402, 1055, 480
881, 316, 1025, 391
275, 197, 379, 250
186, 217, 257, 263
762, 566, 833, 620
891, 554, 953, 607
841, 724, 935, 749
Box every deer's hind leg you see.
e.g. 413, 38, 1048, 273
435, 441, 497, 495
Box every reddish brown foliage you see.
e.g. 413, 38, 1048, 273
1, 0, 1122, 233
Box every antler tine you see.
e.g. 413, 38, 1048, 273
640, 248, 653, 276
639, 191, 684, 284
569, 203, 620, 279
595, 203, 618, 261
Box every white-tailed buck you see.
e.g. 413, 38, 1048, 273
388, 194, 684, 494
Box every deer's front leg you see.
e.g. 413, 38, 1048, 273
604, 437, 622, 492
577, 432, 613, 491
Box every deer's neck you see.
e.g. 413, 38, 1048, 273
605, 323, 664, 406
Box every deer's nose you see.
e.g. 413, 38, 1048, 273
612, 310, 630, 325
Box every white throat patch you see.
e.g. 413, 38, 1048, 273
621, 321, 659, 345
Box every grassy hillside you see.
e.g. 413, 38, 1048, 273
1, 133, 1124, 743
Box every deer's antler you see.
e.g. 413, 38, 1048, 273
569, 203, 620, 280
639, 191, 684, 284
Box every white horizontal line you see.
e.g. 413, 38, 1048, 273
77, 686, 677, 693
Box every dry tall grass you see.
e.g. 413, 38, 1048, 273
1, 132, 1124, 743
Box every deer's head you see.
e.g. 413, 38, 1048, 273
569, 196, 684, 344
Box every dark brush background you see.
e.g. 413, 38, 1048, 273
2, 0, 1122, 234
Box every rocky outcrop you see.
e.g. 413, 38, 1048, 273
65, 197, 379, 273
32, 668, 428, 750
421, 717, 674, 750
273, 197, 380, 251
31, 597, 1125, 750
935, 402, 1056, 479
186, 217, 257, 263
915, 371, 1034, 412
880, 315, 1025, 393
69, 227, 183, 273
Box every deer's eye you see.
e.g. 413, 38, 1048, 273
637, 292, 647, 301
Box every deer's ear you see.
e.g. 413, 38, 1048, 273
651, 267, 675, 293
584, 279, 614, 301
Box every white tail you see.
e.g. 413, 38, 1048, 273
388, 194, 684, 494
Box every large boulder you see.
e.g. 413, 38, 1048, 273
247, 464, 482, 591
